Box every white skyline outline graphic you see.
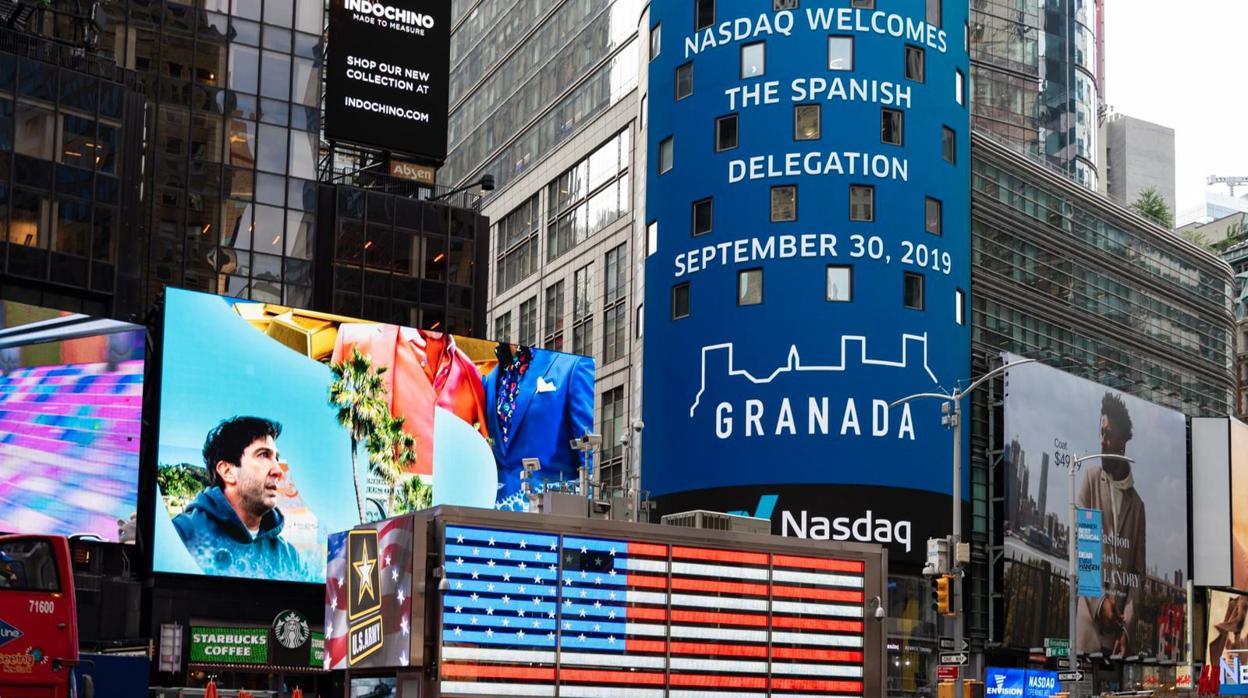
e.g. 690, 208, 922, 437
690, 333, 942, 416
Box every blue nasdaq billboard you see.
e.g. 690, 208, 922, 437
641, 1, 971, 563
985, 668, 1059, 698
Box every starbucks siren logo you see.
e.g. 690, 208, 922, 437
273, 610, 309, 650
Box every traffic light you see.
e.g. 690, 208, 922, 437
933, 574, 954, 616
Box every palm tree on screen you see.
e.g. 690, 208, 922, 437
328, 347, 389, 521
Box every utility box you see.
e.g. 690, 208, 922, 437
660, 508, 771, 534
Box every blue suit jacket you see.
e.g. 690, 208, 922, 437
485, 350, 595, 508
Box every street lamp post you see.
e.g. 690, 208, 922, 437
891, 357, 1037, 698
1064, 453, 1133, 673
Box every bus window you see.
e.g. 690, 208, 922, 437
0, 539, 61, 592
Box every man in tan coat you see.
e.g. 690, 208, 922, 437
1075, 393, 1145, 657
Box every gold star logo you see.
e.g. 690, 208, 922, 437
353, 552, 376, 605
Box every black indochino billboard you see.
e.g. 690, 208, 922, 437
325, 0, 451, 163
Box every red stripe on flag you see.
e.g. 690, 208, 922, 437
441, 663, 555, 681
772, 554, 864, 573
671, 576, 768, 597
670, 641, 768, 658
672, 545, 768, 565
670, 674, 768, 689
771, 647, 865, 662
629, 541, 669, 557
628, 606, 669, 621
771, 678, 864, 693
561, 668, 666, 686
771, 616, 864, 632
672, 609, 768, 627
628, 574, 670, 590
772, 585, 865, 602
626, 639, 668, 653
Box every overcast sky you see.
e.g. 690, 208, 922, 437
1104, 0, 1248, 215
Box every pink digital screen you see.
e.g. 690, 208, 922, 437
0, 301, 144, 542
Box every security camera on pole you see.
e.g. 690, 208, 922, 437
893, 357, 1037, 698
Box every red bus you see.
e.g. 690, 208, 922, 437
0, 534, 93, 698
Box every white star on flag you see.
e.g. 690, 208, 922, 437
532, 620, 540, 628
579, 590, 587, 598
519, 539, 527, 549
518, 585, 526, 593
454, 626, 462, 636
608, 548, 617, 556
456, 534, 464, 544
594, 576, 602, 585
548, 564, 557, 573
397, 588, 405, 604
564, 577, 574, 586
326, 621, 333, 635
470, 593, 480, 601
580, 546, 588, 554
608, 591, 617, 600
470, 617, 478, 625
391, 568, 398, 582
517, 608, 526, 617
487, 583, 496, 592
454, 605, 463, 614
471, 570, 480, 579
532, 597, 541, 606
399, 652, 407, 664
455, 581, 464, 589
593, 600, 601, 608
548, 632, 556, 640
579, 609, 587, 618
593, 624, 601, 632
454, 557, 464, 566
488, 537, 496, 546
608, 569, 617, 577
502, 619, 510, 627
518, 562, 527, 570
504, 549, 512, 559
608, 635, 616, 644
503, 573, 511, 582
486, 607, 494, 615
487, 560, 496, 568
608, 611, 617, 620
578, 634, 587, 642
550, 542, 557, 551
517, 629, 525, 639
401, 618, 410, 635
547, 611, 555, 619
535, 553, 543, 561
385, 554, 391, 566
472, 548, 480, 555
502, 595, 511, 604
486, 629, 494, 637
564, 599, 573, 607
579, 570, 587, 579
330, 595, 338, 610
533, 575, 542, 584
563, 622, 572, 630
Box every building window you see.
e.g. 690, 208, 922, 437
715, 114, 738, 151
827, 265, 852, 302
927, 0, 942, 26
647, 220, 658, 256
849, 185, 874, 222
692, 197, 713, 236
794, 104, 820, 140
672, 282, 691, 319
518, 297, 537, 346
904, 272, 925, 310
695, 0, 715, 30
599, 386, 625, 486
828, 36, 854, 71
675, 62, 693, 100
881, 108, 903, 145
905, 45, 925, 82
494, 194, 540, 295
659, 136, 674, 173
741, 42, 765, 78
604, 243, 628, 364
955, 69, 965, 106
770, 185, 797, 222
495, 312, 512, 343
547, 129, 632, 261
955, 287, 965, 325
544, 281, 565, 351
573, 265, 594, 358
942, 126, 957, 163
738, 268, 763, 306
650, 23, 661, 60
925, 197, 942, 235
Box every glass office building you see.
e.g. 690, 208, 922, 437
971, 0, 1100, 188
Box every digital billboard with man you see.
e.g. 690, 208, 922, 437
1001, 353, 1186, 661
153, 288, 595, 583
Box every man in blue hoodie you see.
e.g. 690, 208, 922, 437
172, 416, 307, 581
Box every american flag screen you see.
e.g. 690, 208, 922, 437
440, 524, 868, 698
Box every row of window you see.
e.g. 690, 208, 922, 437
495, 242, 630, 365
671, 268, 952, 317
657, 125, 958, 174
687, 187, 943, 233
